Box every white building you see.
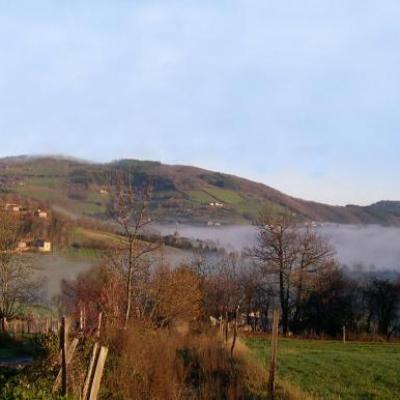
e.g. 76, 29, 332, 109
17, 241, 29, 251
36, 209, 48, 219
35, 240, 52, 252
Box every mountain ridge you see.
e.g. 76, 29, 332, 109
0, 155, 399, 226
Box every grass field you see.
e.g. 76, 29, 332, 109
203, 187, 244, 204
246, 336, 400, 400
186, 190, 216, 204
71, 227, 125, 246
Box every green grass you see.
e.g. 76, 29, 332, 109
18, 304, 56, 318
61, 247, 103, 259
14, 184, 56, 201
74, 200, 106, 215
71, 227, 125, 245
203, 187, 243, 204
246, 336, 400, 400
25, 177, 59, 188
235, 198, 263, 217
186, 190, 216, 204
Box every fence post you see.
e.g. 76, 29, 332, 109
87, 346, 109, 400
96, 312, 103, 338
342, 325, 346, 344
230, 305, 239, 358
268, 309, 280, 399
54, 338, 79, 392
224, 311, 229, 343
60, 316, 68, 396
82, 343, 100, 400
80, 308, 84, 333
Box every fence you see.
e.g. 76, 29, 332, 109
2, 317, 59, 335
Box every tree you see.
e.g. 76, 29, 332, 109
109, 173, 160, 328
194, 252, 243, 319
363, 278, 400, 338
248, 207, 335, 336
0, 211, 42, 331
60, 261, 125, 332
297, 267, 359, 337
291, 228, 336, 331
150, 266, 202, 328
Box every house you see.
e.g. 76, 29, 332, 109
5, 203, 23, 212
17, 241, 29, 251
209, 202, 224, 208
35, 209, 48, 219
34, 240, 52, 252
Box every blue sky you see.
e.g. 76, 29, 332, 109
0, 1, 399, 206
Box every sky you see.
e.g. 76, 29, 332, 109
0, 1, 400, 206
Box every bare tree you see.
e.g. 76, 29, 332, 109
0, 211, 42, 331
291, 227, 336, 330
248, 206, 335, 336
109, 173, 160, 328
195, 252, 243, 319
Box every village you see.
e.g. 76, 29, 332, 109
2, 201, 52, 252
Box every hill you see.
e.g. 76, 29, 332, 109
0, 155, 399, 225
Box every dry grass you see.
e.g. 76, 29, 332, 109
99, 325, 272, 400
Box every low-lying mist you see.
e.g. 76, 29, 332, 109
154, 223, 400, 271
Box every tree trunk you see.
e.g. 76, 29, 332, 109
124, 241, 134, 328
230, 306, 239, 358
278, 270, 289, 336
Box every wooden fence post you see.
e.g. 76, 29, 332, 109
96, 312, 103, 338
53, 338, 79, 392
80, 309, 84, 333
342, 325, 346, 344
87, 346, 109, 400
268, 309, 280, 399
60, 316, 68, 396
224, 311, 229, 343
82, 343, 100, 400
230, 305, 239, 358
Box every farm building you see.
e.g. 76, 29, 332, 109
35, 209, 48, 218
209, 202, 224, 208
17, 240, 29, 251
34, 239, 52, 252
5, 203, 23, 212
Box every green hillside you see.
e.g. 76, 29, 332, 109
0, 156, 399, 225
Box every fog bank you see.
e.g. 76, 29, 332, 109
155, 223, 400, 271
